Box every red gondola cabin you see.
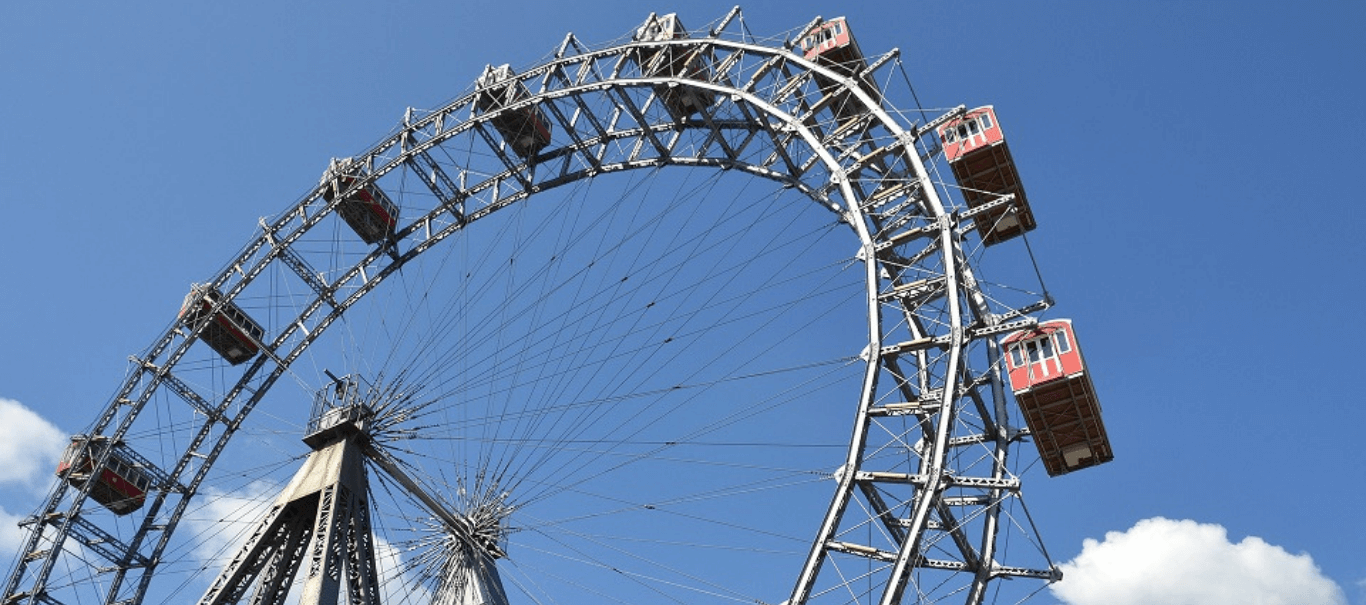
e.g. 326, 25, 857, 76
474, 64, 553, 160
632, 13, 716, 119
56, 436, 153, 516
1002, 319, 1113, 476
936, 106, 1037, 246
321, 158, 399, 245
179, 284, 264, 365
798, 17, 883, 129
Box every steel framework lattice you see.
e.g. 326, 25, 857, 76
4, 8, 1060, 605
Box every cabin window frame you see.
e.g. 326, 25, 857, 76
805, 21, 841, 52
1053, 329, 1072, 354
1025, 337, 1055, 365
1018, 333, 1064, 381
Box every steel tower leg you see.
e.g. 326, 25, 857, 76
197, 436, 378, 605
434, 547, 509, 605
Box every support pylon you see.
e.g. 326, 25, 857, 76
197, 432, 380, 605
197, 374, 513, 605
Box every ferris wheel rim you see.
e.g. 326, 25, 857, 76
4, 11, 1059, 605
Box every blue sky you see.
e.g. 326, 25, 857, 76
1, 1, 1363, 604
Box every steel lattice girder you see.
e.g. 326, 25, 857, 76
4, 14, 1054, 605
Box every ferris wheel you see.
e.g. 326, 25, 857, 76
2, 8, 1114, 605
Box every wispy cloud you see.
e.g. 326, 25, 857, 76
1052, 517, 1346, 605
0, 506, 28, 562
187, 480, 282, 570
0, 397, 68, 562
0, 397, 67, 490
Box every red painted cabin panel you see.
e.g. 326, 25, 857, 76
321, 159, 399, 245
179, 284, 264, 365
936, 106, 1037, 246
1002, 319, 1114, 476
55, 436, 151, 516
801, 17, 854, 61
633, 13, 716, 119
798, 17, 882, 129
475, 64, 553, 160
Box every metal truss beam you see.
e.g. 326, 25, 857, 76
6, 22, 1058, 605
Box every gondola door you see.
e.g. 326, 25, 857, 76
945, 112, 991, 157
1021, 334, 1063, 383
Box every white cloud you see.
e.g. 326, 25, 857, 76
1052, 517, 1346, 605
0, 398, 68, 489
188, 480, 281, 569
375, 534, 433, 605
0, 506, 28, 562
